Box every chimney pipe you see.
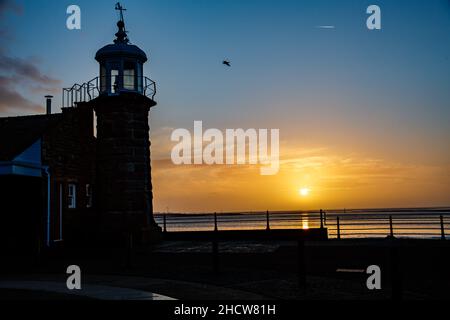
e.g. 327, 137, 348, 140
45, 95, 53, 115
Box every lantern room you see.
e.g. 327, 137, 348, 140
95, 17, 148, 95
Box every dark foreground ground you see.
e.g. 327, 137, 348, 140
1, 238, 449, 300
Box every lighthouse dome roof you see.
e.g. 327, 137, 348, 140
95, 42, 147, 63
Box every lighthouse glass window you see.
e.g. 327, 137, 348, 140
111, 69, 119, 93
100, 65, 107, 92
137, 63, 143, 93
124, 61, 136, 90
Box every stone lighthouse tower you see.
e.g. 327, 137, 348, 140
93, 4, 160, 244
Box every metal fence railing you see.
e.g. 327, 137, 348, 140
326, 213, 448, 239
154, 209, 450, 240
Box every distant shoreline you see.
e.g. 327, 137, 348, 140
155, 206, 450, 216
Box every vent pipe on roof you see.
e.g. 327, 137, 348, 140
45, 95, 53, 115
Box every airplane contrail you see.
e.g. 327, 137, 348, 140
316, 25, 336, 29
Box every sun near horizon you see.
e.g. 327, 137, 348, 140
299, 188, 310, 197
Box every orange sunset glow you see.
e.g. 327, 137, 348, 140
151, 132, 450, 213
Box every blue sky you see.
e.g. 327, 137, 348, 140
1, 0, 449, 210
2, 1, 449, 128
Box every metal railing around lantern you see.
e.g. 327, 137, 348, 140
62, 76, 156, 108
62, 77, 99, 108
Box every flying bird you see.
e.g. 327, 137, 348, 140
222, 60, 231, 67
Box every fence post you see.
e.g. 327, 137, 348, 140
320, 209, 324, 229
324, 211, 327, 226
212, 215, 220, 274
126, 232, 133, 269
212, 239, 219, 274
389, 215, 394, 238
266, 210, 270, 231
214, 212, 218, 232
390, 245, 403, 301
297, 239, 306, 287
34, 235, 41, 268
163, 214, 167, 233
440, 215, 446, 240
337, 216, 341, 240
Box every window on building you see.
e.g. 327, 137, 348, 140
86, 184, 93, 208
68, 184, 77, 209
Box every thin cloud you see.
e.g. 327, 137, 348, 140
0, 82, 42, 112
0, 0, 59, 112
0, 53, 61, 113
29, 85, 60, 95
0, 54, 61, 85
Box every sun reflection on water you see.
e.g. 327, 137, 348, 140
302, 217, 309, 230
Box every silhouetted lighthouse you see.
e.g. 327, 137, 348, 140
93, 4, 160, 243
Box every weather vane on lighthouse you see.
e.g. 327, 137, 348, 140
114, 2, 129, 44
115, 2, 126, 22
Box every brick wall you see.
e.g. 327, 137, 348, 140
93, 92, 156, 244
41, 103, 96, 245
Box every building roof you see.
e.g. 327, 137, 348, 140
0, 113, 63, 161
